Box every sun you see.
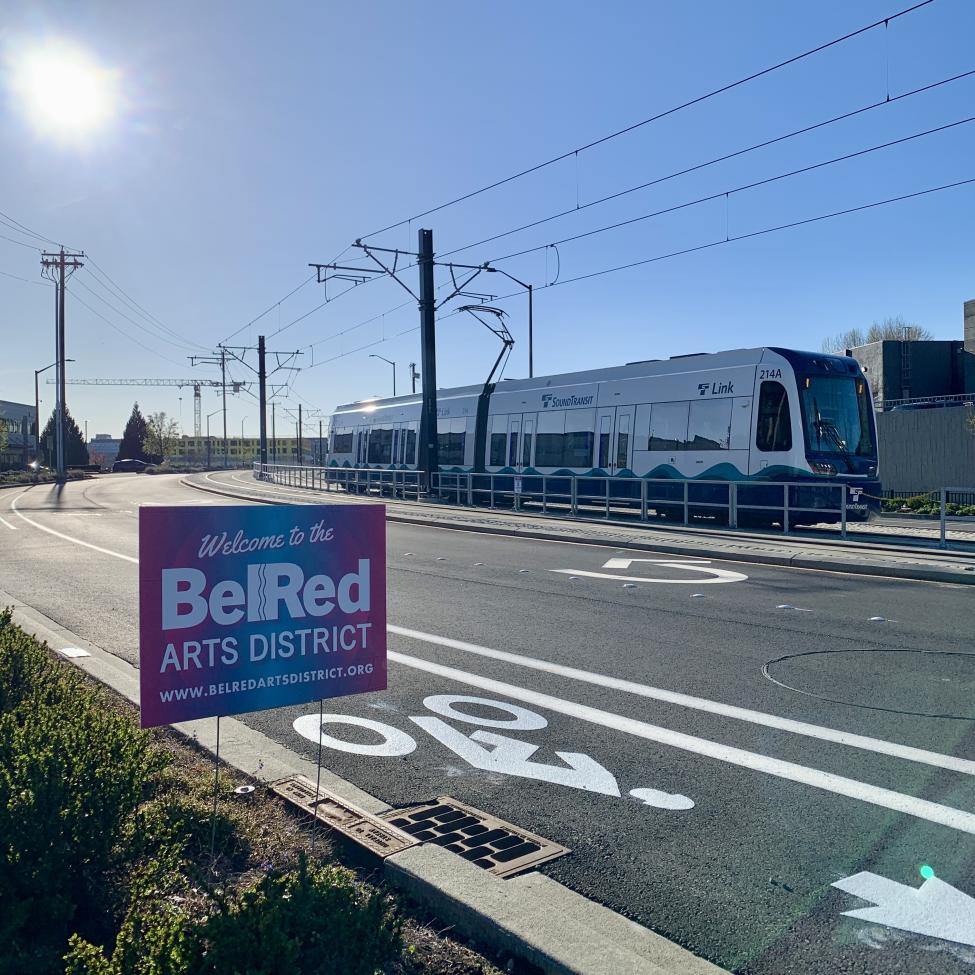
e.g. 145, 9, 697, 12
8, 40, 119, 140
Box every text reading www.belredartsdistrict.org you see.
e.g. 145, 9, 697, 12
159, 662, 376, 703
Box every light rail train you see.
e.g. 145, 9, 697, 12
326, 347, 880, 522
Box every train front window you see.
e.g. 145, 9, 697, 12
800, 375, 873, 457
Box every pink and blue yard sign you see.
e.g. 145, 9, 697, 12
139, 503, 386, 728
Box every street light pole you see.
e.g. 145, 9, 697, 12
369, 354, 397, 396
34, 359, 73, 467
206, 409, 221, 469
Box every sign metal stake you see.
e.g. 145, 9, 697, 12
210, 714, 221, 867
314, 699, 324, 843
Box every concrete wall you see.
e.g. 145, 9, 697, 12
876, 404, 975, 492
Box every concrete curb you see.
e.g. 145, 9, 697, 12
182, 475, 975, 586
1, 591, 728, 975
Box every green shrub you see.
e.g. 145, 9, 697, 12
190, 855, 401, 975
0, 618, 165, 974
65, 856, 401, 975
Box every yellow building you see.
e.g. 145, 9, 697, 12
175, 436, 323, 465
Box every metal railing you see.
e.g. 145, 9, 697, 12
254, 463, 859, 538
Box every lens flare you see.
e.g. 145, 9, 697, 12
7, 39, 119, 140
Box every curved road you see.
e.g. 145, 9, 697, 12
2, 473, 974, 974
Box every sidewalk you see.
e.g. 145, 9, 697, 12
184, 471, 975, 586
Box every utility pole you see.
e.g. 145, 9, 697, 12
319, 418, 323, 466
409, 362, 419, 394
41, 247, 84, 479
417, 228, 439, 477
271, 400, 277, 463
258, 335, 268, 470
297, 403, 303, 465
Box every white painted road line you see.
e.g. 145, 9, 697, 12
389, 625, 975, 777
387, 649, 975, 835
15, 483, 975, 831
0, 516, 17, 530
11, 492, 139, 563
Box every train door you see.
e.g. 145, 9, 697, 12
521, 415, 534, 469
595, 409, 614, 471
508, 417, 521, 469
614, 406, 634, 472
355, 428, 368, 466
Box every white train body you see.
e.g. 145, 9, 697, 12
326, 347, 879, 488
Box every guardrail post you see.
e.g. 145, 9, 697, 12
489, 475, 495, 509
840, 484, 847, 539
466, 474, 473, 507
783, 485, 790, 534
682, 481, 689, 526
605, 478, 611, 519
940, 488, 948, 549
729, 482, 737, 530
640, 478, 648, 522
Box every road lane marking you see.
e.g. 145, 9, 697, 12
388, 624, 975, 777
11, 492, 139, 563
13, 492, 974, 790
0, 516, 18, 530
387, 649, 975, 835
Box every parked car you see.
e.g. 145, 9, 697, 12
112, 458, 148, 473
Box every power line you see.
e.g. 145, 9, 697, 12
85, 260, 210, 353
71, 290, 186, 367
74, 275, 205, 355
488, 113, 975, 264
438, 66, 975, 261
359, 0, 936, 240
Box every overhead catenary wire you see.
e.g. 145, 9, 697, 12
487, 113, 975, 264
437, 66, 975, 261
299, 174, 975, 374
358, 0, 936, 240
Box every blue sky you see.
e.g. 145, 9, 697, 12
2, 0, 974, 437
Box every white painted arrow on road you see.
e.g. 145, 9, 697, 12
550, 558, 748, 584
833, 871, 975, 947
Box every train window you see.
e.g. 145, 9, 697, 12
535, 409, 565, 467
368, 426, 394, 465
564, 409, 594, 468
687, 399, 731, 450
597, 415, 611, 468
649, 401, 690, 451
438, 418, 466, 466
489, 414, 508, 466
404, 422, 418, 465
332, 429, 353, 453
729, 398, 752, 450
635, 405, 651, 450
756, 381, 792, 452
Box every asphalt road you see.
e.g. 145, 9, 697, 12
2, 473, 974, 974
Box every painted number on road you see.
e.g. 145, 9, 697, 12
294, 693, 693, 808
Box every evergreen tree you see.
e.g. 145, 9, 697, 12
39, 408, 89, 468
117, 402, 149, 462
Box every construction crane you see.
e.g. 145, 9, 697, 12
55, 378, 248, 436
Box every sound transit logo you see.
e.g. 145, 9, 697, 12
541, 392, 595, 409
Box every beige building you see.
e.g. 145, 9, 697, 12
175, 436, 323, 465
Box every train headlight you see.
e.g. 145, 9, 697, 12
810, 461, 836, 475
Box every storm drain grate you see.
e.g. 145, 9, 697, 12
382, 795, 569, 878
271, 775, 419, 858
